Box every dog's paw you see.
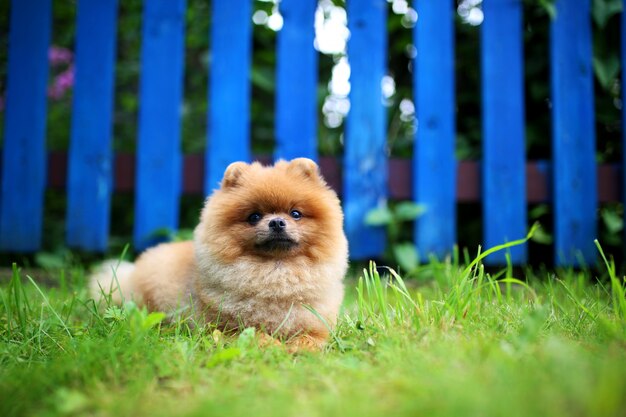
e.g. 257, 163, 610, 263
256, 333, 283, 349
286, 334, 327, 354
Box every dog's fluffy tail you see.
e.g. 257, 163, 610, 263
89, 260, 136, 305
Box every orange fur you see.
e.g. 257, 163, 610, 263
91, 158, 349, 351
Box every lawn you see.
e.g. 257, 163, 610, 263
1, 244, 625, 417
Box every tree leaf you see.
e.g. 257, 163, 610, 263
251, 67, 274, 92
364, 206, 393, 226
34, 252, 66, 269
593, 54, 620, 90
392, 242, 419, 272
394, 202, 425, 221
539, 0, 557, 19
601, 208, 624, 234
529, 204, 550, 220
592, 0, 623, 28
530, 226, 553, 245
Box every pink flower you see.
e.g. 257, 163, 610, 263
48, 65, 75, 100
48, 46, 73, 66
47, 46, 74, 100
56, 65, 74, 89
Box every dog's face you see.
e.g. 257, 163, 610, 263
245, 208, 303, 253
196, 158, 346, 263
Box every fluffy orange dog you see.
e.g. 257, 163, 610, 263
91, 158, 348, 351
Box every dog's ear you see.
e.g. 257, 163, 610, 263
221, 161, 249, 189
287, 158, 323, 182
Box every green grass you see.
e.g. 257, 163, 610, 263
1, 246, 626, 417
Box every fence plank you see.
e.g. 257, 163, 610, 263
344, 0, 387, 259
66, 0, 118, 251
413, 1, 456, 261
481, 0, 527, 264
275, 0, 318, 161
343, 0, 388, 259
134, 0, 186, 249
0, 0, 52, 251
206, 0, 253, 193
550, 0, 597, 265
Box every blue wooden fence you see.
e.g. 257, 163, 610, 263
550, 0, 597, 266
134, 0, 186, 249
0, 0, 618, 266
67, 0, 118, 251
206, 0, 252, 193
413, 1, 456, 262
0, 0, 52, 252
480, 0, 526, 264
344, 0, 387, 258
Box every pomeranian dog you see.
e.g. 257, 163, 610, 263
91, 158, 348, 351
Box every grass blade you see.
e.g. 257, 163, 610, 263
26, 275, 73, 339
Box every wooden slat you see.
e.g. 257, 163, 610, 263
481, 0, 527, 264
66, 0, 118, 251
344, 0, 387, 259
413, 1, 456, 261
134, 0, 186, 249
526, 161, 550, 203
550, 0, 597, 265
45, 154, 622, 204
275, 0, 318, 161
0, 0, 52, 252
206, 0, 253, 193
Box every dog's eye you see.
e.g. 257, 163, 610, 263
290, 210, 302, 220
247, 213, 262, 224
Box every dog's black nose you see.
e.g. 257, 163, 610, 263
268, 217, 287, 232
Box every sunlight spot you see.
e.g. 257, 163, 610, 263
330, 57, 351, 97
402, 8, 418, 28
406, 44, 416, 59
392, 0, 409, 15
382, 75, 396, 99
252, 10, 269, 25
399, 98, 415, 122
267, 11, 284, 31
314, 0, 349, 55
458, 0, 483, 26
467, 8, 484, 26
